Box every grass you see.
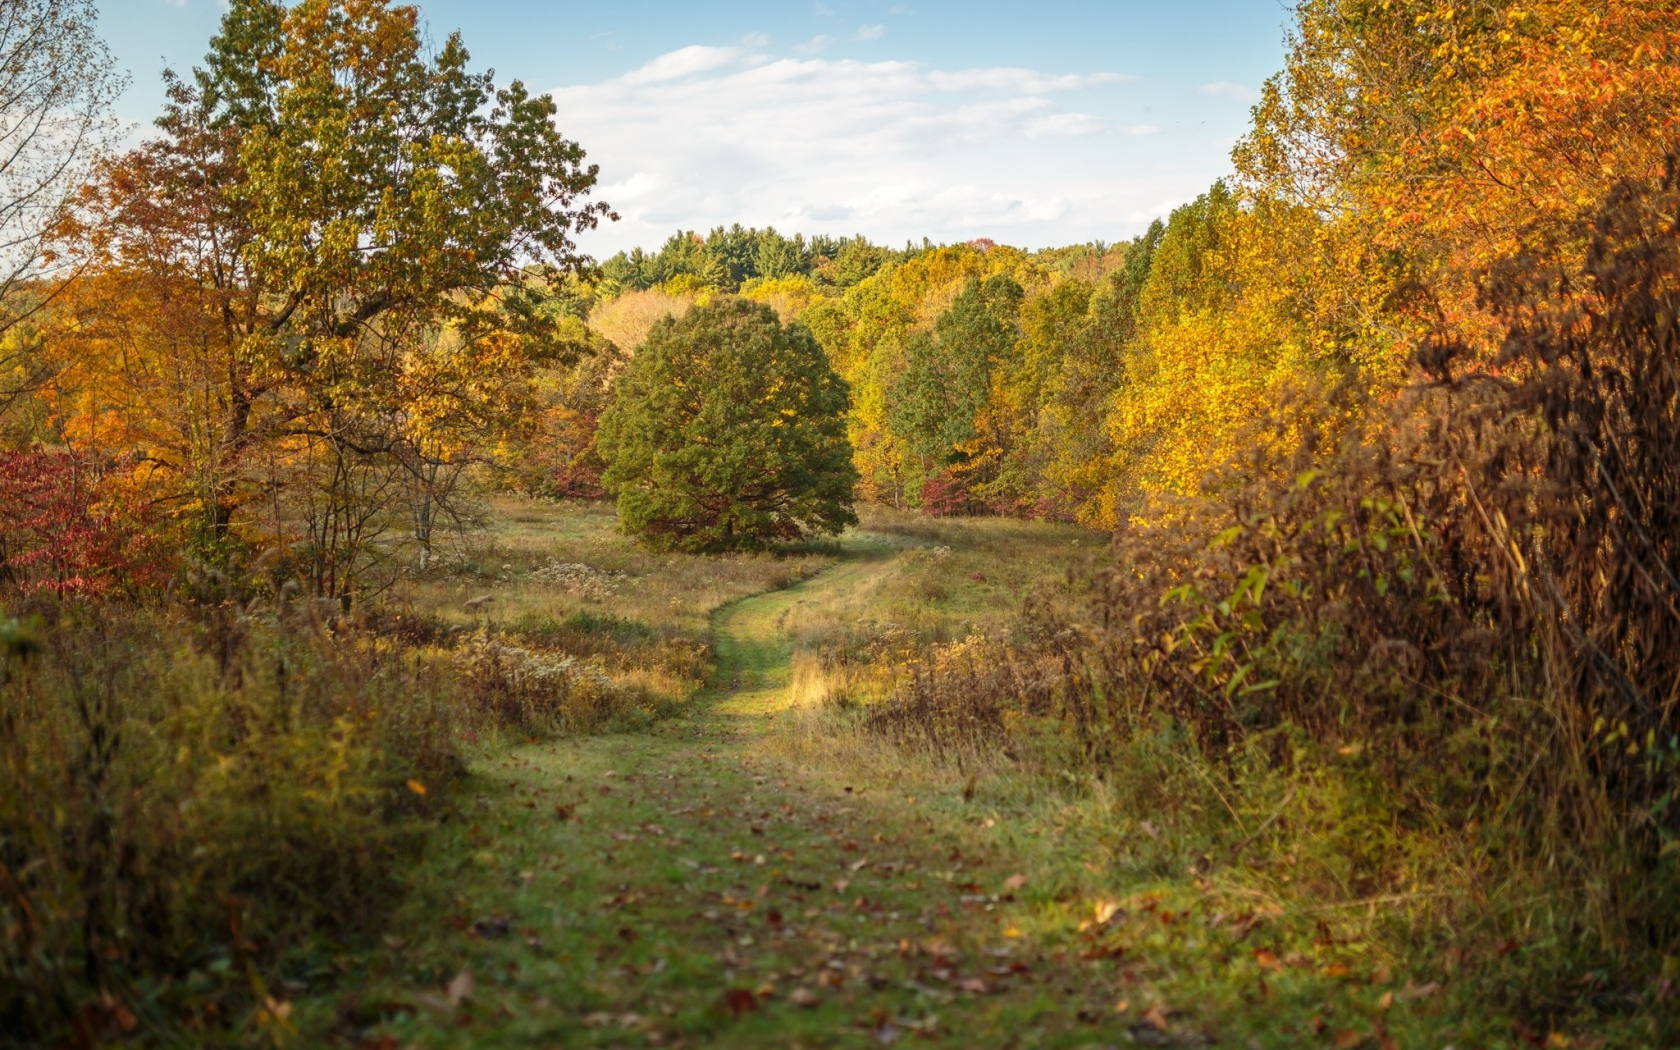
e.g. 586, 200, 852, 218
404, 496, 837, 639
299, 502, 1665, 1049
10, 498, 1665, 1046
400, 496, 838, 721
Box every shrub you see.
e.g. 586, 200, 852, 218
0, 600, 459, 1044
851, 160, 1680, 1030
452, 629, 630, 734
597, 298, 859, 552
0, 452, 171, 597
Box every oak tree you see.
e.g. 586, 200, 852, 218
597, 298, 858, 552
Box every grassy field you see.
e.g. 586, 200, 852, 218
269, 499, 1662, 1050
397, 496, 840, 725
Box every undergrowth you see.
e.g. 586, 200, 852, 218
0, 496, 827, 1046
776, 166, 1680, 1045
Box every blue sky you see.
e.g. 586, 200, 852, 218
97, 0, 1294, 256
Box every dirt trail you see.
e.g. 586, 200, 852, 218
330, 535, 1147, 1049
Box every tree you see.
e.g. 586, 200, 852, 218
597, 298, 858, 552
1236, 0, 1680, 367
887, 274, 1022, 479
44, 0, 611, 599
0, 0, 121, 421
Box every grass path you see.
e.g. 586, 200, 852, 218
313, 534, 1214, 1049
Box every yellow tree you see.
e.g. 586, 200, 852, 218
1236, 0, 1680, 366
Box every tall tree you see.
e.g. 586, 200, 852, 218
0, 0, 121, 421
49, 0, 611, 598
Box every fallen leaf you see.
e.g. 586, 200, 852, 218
1139, 1005, 1170, 1031
719, 987, 758, 1017
1377, 990, 1394, 1011
789, 987, 819, 1008
445, 969, 474, 1007
1094, 900, 1123, 926
1003, 874, 1027, 891
111, 1003, 138, 1034
1332, 1028, 1366, 1050
470, 916, 511, 939
406, 780, 427, 796
1399, 980, 1439, 1001
1254, 948, 1282, 971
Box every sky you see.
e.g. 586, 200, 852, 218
95, 0, 1294, 257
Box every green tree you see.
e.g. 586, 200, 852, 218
597, 299, 858, 552
887, 274, 1023, 463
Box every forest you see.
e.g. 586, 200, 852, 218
1, 0, 1678, 1047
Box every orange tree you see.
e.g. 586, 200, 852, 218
46, 0, 611, 598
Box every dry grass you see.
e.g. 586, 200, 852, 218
399, 495, 838, 710
767, 507, 1089, 769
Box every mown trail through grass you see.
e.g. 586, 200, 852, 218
316, 531, 1198, 1050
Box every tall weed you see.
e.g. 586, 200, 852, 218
0, 599, 457, 1045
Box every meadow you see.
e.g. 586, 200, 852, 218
2, 0, 1676, 1045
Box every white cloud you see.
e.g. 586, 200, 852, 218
854, 23, 885, 41
618, 45, 744, 86
740, 32, 770, 48
549, 46, 1226, 253
1198, 81, 1260, 102
793, 35, 831, 55
1127, 200, 1182, 223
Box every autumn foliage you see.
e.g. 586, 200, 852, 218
2, 0, 1679, 1042
0, 452, 166, 597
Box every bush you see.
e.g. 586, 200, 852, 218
0, 452, 172, 597
1084, 163, 1680, 908
0, 599, 459, 1045
597, 297, 859, 552
852, 161, 1680, 1031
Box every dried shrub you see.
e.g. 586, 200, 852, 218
1081, 161, 1680, 887
0, 600, 459, 1043
452, 629, 631, 734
